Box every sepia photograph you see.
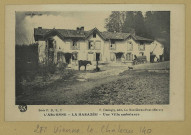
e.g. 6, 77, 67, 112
1, 2, 190, 135
4, 4, 184, 121
15, 11, 170, 105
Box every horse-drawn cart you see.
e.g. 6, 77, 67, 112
133, 56, 147, 65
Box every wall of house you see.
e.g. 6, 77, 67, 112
85, 33, 105, 62
104, 38, 152, 62
150, 41, 164, 58
78, 40, 86, 60
52, 36, 70, 52
103, 41, 110, 62
144, 43, 151, 62
127, 38, 151, 62
38, 34, 154, 65
51, 36, 86, 64
38, 41, 46, 64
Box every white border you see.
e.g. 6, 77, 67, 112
5, 4, 185, 121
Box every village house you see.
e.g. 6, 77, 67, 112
34, 27, 164, 67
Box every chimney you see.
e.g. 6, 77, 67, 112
76, 27, 80, 33
80, 26, 84, 31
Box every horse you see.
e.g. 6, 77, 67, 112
78, 60, 92, 71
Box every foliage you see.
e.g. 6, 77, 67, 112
122, 11, 146, 37
38, 63, 56, 81
105, 11, 170, 60
16, 43, 39, 95
16, 43, 39, 81
144, 11, 170, 60
57, 62, 75, 80
105, 11, 125, 32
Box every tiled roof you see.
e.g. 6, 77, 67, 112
57, 29, 85, 38
132, 35, 153, 42
101, 31, 131, 40
34, 27, 153, 42
34, 28, 51, 35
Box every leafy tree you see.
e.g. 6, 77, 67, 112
105, 11, 170, 61
144, 11, 170, 60
122, 11, 136, 34
105, 11, 124, 32
122, 11, 146, 36
133, 11, 146, 36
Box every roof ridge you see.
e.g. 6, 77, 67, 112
101, 31, 131, 34
34, 27, 153, 42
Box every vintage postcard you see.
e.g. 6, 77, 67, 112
5, 4, 184, 121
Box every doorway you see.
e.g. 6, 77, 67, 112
115, 52, 124, 62
96, 53, 100, 61
65, 53, 72, 64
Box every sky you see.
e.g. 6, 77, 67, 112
15, 11, 111, 45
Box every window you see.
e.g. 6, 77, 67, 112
96, 53, 101, 61
110, 52, 116, 61
126, 53, 132, 61
48, 39, 54, 48
138, 44, 145, 51
95, 41, 101, 50
139, 52, 144, 56
110, 40, 116, 50
72, 40, 79, 50
127, 41, 133, 51
93, 32, 96, 38
72, 53, 78, 60
88, 41, 94, 50
88, 40, 101, 50
57, 52, 64, 62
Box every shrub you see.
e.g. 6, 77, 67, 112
15, 43, 39, 95
60, 69, 75, 80
56, 62, 75, 80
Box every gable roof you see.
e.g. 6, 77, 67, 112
85, 27, 106, 40
34, 27, 153, 42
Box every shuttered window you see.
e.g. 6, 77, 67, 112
72, 41, 80, 50
110, 40, 116, 50
72, 53, 78, 60
138, 44, 145, 51
126, 53, 132, 61
88, 41, 94, 50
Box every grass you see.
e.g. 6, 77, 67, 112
16, 62, 170, 105
76, 70, 169, 105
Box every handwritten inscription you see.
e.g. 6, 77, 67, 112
101, 124, 134, 134
34, 124, 80, 134
34, 125, 47, 134
140, 126, 152, 135
34, 124, 152, 134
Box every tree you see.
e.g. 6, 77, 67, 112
105, 11, 124, 32
105, 11, 170, 60
144, 11, 170, 60
133, 11, 146, 36
122, 11, 146, 36
122, 11, 136, 34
